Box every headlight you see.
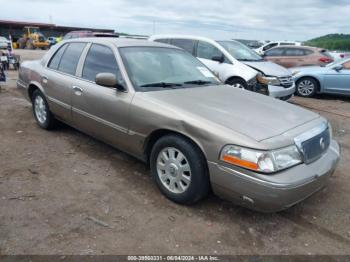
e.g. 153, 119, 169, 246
220, 145, 302, 173
256, 74, 280, 86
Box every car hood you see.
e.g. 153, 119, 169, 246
244, 61, 291, 77
143, 85, 319, 142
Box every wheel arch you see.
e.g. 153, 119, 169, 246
296, 76, 322, 92
225, 76, 247, 85
28, 81, 45, 102
143, 129, 208, 167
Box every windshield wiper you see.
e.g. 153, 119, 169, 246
140, 82, 183, 88
239, 59, 263, 62
184, 80, 213, 85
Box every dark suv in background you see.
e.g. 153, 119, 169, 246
263, 46, 334, 68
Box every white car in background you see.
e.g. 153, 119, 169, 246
0, 36, 10, 50
255, 41, 302, 55
149, 35, 295, 100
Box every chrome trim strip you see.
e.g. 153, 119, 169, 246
72, 107, 128, 134
47, 96, 71, 110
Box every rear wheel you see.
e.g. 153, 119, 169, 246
32, 90, 56, 129
150, 135, 210, 204
296, 77, 318, 97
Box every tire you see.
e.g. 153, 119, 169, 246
150, 134, 210, 205
226, 78, 248, 89
32, 89, 56, 129
296, 77, 318, 98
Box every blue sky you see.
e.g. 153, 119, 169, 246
2, 0, 350, 41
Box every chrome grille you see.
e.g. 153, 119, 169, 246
294, 123, 330, 164
278, 76, 294, 88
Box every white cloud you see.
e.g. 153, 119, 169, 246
2, 0, 350, 40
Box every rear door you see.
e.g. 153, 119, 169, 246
42, 42, 86, 122
281, 48, 306, 68
323, 60, 350, 95
264, 47, 285, 67
71, 43, 133, 150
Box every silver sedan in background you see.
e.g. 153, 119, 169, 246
292, 58, 350, 97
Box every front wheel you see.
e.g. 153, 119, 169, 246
150, 135, 210, 204
32, 90, 56, 129
296, 77, 318, 97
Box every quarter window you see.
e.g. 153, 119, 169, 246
82, 44, 120, 82
48, 44, 68, 70
197, 41, 228, 63
58, 43, 86, 75
170, 39, 196, 54
284, 48, 305, 56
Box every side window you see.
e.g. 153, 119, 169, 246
304, 49, 313, 55
154, 39, 170, 44
58, 43, 86, 75
263, 43, 278, 51
170, 39, 195, 54
285, 48, 304, 56
48, 44, 68, 70
265, 48, 284, 57
197, 41, 228, 62
82, 44, 121, 83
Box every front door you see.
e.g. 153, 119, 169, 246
324, 61, 350, 95
71, 43, 133, 150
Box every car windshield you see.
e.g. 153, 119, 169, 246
119, 47, 221, 91
218, 41, 263, 62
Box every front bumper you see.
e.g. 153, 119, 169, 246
268, 83, 296, 100
209, 140, 340, 212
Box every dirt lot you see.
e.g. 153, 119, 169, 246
0, 50, 349, 255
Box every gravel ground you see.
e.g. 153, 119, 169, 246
0, 50, 349, 255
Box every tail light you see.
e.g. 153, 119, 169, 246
319, 57, 333, 63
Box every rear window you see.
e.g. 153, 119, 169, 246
48, 44, 68, 70
58, 43, 86, 75
170, 39, 196, 54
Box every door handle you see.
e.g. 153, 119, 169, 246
73, 86, 83, 96
42, 75, 48, 84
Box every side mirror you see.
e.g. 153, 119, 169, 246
95, 72, 125, 91
333, 65, 343, 72
212, 55, 225, 63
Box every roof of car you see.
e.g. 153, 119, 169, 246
270, 45, 323, 51
64, 37, 180, 49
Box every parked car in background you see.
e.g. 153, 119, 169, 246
63, 31, 119, 40
263, 46, 334, 68
149, 35, 295, 100
329, 51, 350, 61
291, 57, 350, 97
0, 36, 10, 50
255, 41, 301, 55
17, 38, 340, 212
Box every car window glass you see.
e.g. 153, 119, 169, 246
280, 43, 295, 46
263, 43, 278, 51
155, 39, 170, 44
197, 41, 229, 63
48, 44, 68, 70
58, 42, 86, 75
170, 39, 195, 54
265, 48, 284, 56
285, 48, 305, 56
304, 49, 313, 55
82, 44, 122, 83
343, 61, 350, 69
